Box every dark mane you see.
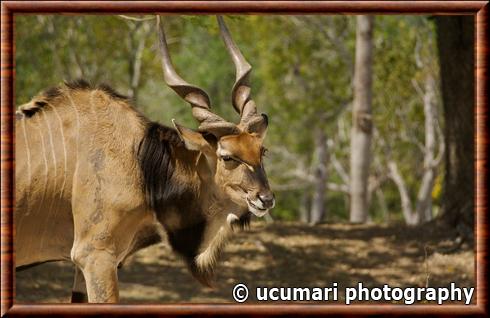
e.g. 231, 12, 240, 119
63, 78, 92, 91
137, 121, 252, 287
43, 86, 63, 100
97, 83, 130, 101
137, 122, 185, 211
137, 122, 207, 281
66, 79, 130, 100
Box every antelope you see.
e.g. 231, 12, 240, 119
14, 16, 274, 303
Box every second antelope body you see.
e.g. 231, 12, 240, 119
14, 16, 274, 303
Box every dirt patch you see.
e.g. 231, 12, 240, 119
15, 222, 475, 304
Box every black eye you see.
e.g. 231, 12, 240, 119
222, 156, 233, 161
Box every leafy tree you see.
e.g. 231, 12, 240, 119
14, 15, 446, 225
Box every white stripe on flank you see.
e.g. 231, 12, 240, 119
21, 119, 32, 211
35, 113, 49, 215
52, 106, 67, 199
40, 107, 58, 249
66, 91, 80, 160
32, 113, 49, 250
16, 118, 32, 236
42, 107, 58, 186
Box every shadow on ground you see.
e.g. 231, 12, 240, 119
16, 222, 475, 304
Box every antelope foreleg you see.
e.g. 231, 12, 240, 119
72, 246, 119, 303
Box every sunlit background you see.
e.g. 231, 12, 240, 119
16, 15, 442, 223
14, 15, 474, 303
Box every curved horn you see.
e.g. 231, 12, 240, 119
217, 16, 264, 128
157, 16, 238, 136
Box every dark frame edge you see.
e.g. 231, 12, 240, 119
1, 1, 14, 317
0, 1, 488, 14
1, 0, 489, 316
4, 303, 489, 316
476, 2, 489, 314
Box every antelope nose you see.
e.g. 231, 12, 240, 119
258, 192, 275, 209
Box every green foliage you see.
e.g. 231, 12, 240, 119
372, 16, 441, 215
14, 15, 442, 224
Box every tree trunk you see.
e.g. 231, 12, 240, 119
388, 73, 442, 226
310, 129, 329, 225
388, 160, 418, 225
128, 33, 145, 103
126, 21, 149, 105
349, 15, 374, 223
414, 74, 438, 222
435, 16, 474, 234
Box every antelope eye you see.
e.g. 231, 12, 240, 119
221, 155, 240, 169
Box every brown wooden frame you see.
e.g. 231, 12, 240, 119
1, 1, 487, 316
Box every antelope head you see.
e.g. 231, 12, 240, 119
157, 16, 275, 218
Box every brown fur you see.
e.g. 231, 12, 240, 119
15, 80, 271, 302
219, 132, 263, 166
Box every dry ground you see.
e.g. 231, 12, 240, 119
16, 221, 475, 304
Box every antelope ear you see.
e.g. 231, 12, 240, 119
247, 113, 269, 139
172, 119, 213, 152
